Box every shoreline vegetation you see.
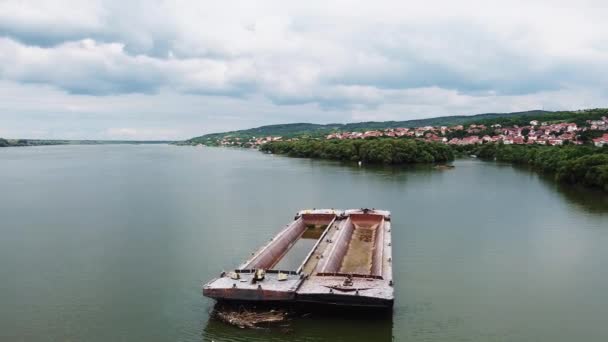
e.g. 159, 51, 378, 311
179, 108, 608, 192
464, 144, 608, 192
260, 139, 454, 164
0, 139, 173, 147
0, 138, 67, 147
261, 139, 608, 192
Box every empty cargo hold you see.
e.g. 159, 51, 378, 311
240, 213, 336, 271
203, 209, 394, 309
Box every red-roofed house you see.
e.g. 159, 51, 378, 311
513, 136, 526, 144
593, 133, 608, 147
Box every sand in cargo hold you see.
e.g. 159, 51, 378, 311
339, 223, 378, 274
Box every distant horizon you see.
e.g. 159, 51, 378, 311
5, 107, 603, 141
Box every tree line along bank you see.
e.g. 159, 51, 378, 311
260, 138, 608, 192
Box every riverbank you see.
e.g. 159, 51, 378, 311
0, 138, 174, 147
0, 138, 68, 147
461, 143, 608, 192
259, 138, 607, 192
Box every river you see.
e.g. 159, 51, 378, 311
1, 144, 607, 341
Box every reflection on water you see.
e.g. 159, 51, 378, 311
503, 161, 608, 215
548, 180, 608, 214
202, 306, 393, 342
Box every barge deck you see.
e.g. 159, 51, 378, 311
202, 209, 394, 309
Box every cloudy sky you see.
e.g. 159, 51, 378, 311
1, 0, 607, 140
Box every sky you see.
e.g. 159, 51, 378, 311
1, 0, 607, 140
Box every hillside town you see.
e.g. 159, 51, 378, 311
214, 116, 608, 148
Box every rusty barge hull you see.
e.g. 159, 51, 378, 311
202, 209, 394, 309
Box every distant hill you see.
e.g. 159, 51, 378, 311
335, 110, 551, 130
183, 110, 550, 144
182, 108, 608, 145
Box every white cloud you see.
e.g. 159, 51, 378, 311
0, 0, 607, 139
0, 37, 257, 95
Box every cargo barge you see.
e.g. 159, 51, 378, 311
203, 209, 394, 309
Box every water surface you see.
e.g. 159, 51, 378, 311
1, 145, 607, 341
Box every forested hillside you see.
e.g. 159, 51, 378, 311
184, 110, 553, 145
183, 109, 608, 146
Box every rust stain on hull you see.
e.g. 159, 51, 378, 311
202, 209, 394, 309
